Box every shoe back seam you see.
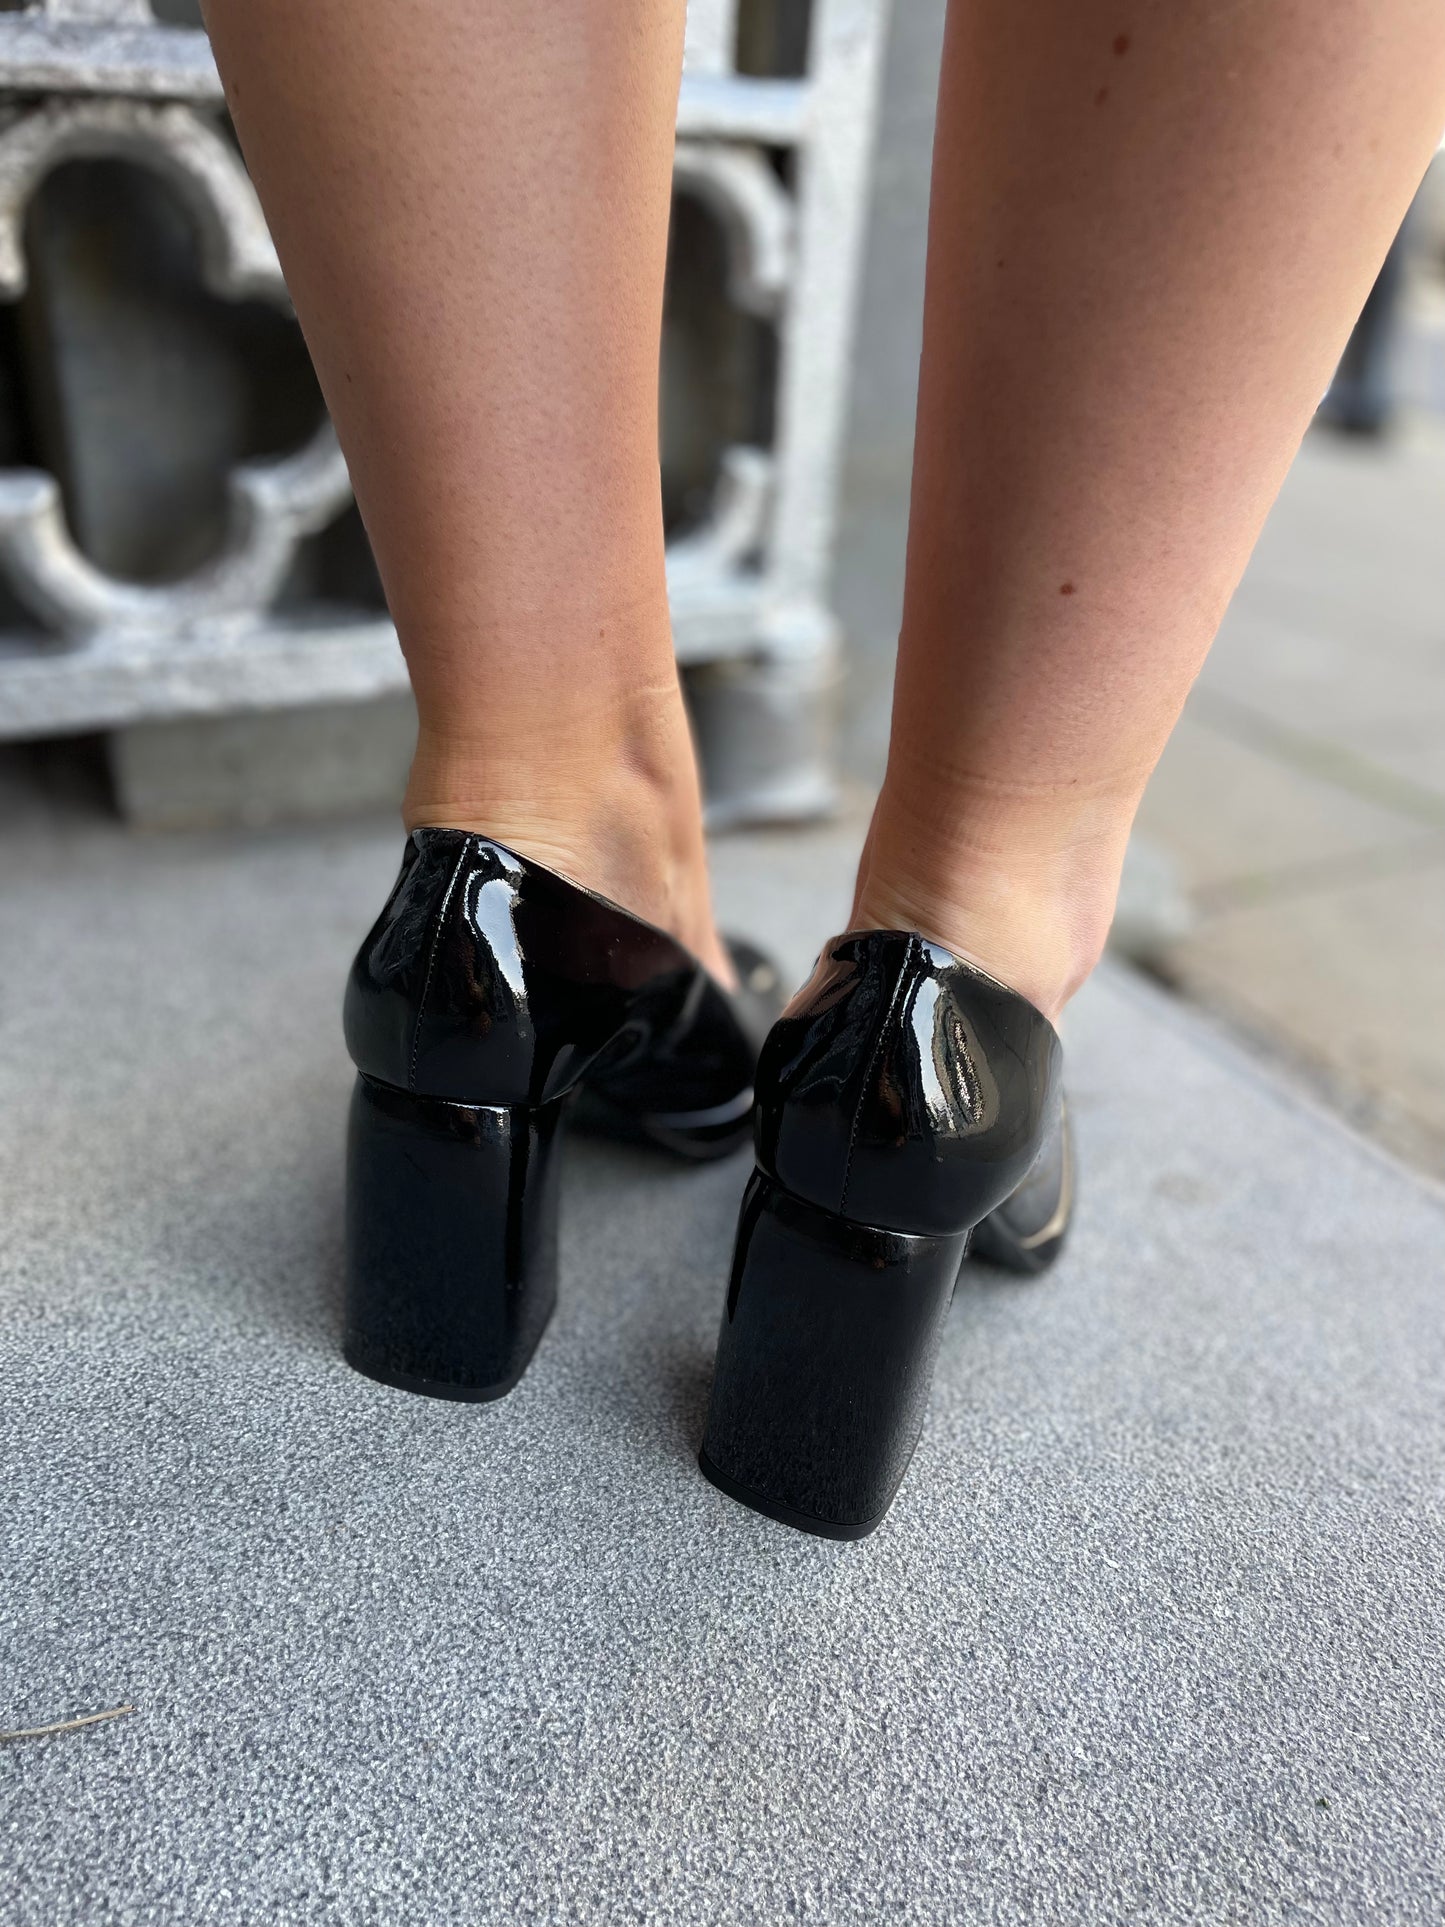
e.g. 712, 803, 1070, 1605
840, 933, 915, 1221
408, 833, 474, 1094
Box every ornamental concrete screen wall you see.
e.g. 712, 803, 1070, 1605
0, 0, 887, 824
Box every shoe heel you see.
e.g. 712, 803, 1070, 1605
343, 1075, 567, 1400
699, 1171, 968, 1538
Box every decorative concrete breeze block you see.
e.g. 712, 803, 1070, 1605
0, 0, 889, 827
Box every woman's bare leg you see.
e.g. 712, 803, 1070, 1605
856, 1, 1445, 1017
200, 1, 734, 981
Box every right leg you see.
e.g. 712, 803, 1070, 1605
703, 0, 1445, 1536
200, 0, 733, 982
854, 0, 1445, 1020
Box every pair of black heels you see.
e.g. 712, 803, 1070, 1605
343, 829, 1071, 1539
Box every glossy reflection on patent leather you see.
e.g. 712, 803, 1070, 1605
342, 830, 781, 1401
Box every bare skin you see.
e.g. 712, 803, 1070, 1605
200, 1, 732, 983
855, 0, 1445, 1014
201, 0, 1445, 1018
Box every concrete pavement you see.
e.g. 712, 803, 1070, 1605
2, 801, 1443, 1924
1135, 424, 1445, 1181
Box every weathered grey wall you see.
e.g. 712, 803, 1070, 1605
833, 0, 945, 783
0, 0, 890, 834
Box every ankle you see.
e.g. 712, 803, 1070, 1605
402, 699, 735, 988
850, 870, 1106, 1022
852, 780, 1136, 1020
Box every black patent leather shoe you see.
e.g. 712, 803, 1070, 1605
699, 930, 1066, 1539
342, 829, 781, 1401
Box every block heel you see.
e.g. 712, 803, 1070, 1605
343, 1075, 567, 1401
697, 930, 1065, 1536
699, 1170, 969, 1539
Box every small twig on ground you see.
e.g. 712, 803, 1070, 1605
0, 1705, 135, 1743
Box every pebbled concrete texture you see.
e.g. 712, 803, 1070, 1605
2, 809, 1444, 1926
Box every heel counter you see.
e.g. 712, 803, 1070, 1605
754, 930, 1062, 1238
845, 943, 1063, 1236
346, 831, 537, 1101
344, 831, 465, 1091
753, 932, 914, 1217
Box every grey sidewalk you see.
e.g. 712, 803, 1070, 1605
1135, 424, 1445, 1182
3, 807, 1443, 1924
